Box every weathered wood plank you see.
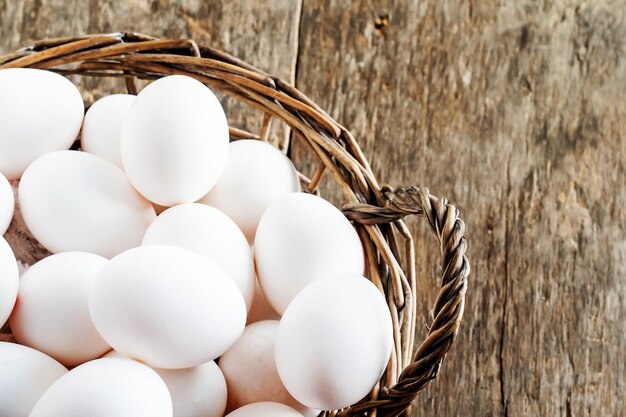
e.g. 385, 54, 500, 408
1, 1, 624, 416
294, 1, 625, 416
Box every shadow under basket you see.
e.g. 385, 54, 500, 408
0, 32, 470, 417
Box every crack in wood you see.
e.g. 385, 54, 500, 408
500, 155, 512, 417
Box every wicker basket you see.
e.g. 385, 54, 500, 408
0, 32, 469, 417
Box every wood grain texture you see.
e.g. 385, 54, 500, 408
293, 1, 625, 416
0, 1, 624, 416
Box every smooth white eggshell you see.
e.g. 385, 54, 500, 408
143, 203, 255, 310
90, 245, 246, 369
29, 358, 172, 417
219, 321, 310, 414
18, 150, 156, 258
9, 252, 110, 367
227, 402, 304, 417
121, 75, 229, 206
199, 140, 300, 242
0, 68, 84, 180
105, 351, 227, 417
254, 193, 364, 314
0, 342, 67, 417
0, 236, 18, 327
275, 274, 393, 410
246, 278, 280, 324
0, 172, 13, 235
81, 94, 135, 168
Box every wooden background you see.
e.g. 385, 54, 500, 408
1, 1, 624, 416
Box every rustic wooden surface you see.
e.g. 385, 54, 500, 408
1, 1, 624, 416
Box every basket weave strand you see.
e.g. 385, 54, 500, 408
0, 32, 469, 417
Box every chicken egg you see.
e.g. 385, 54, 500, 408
89, 245, 246, 369
0, 236, 18, 327
121, 75, 229, 206
29, 358, 172, 417
9, 252, 110, 367
81, 94, 135, 168
254, 193, 364, 314
219, 320, 310, 415
105, 350, 227, 417
18, 150, 156, 258
0, 172, 13, 235
246, 278, 280, 325
199, 139, 300, 243
226, 402, 304, 417
0, 342, 67, 417
0, 68, 84, 180
275, 274, 393, 410
142, 203, 255, 310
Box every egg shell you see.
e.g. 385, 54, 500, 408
275, 274, 393, 410
18, 150, 156, 258
29, 358, 172, 417
226, 402, 304, 417
81, 94, 135, 168
0, 342, 67, 417
246, 277, 280, 324
105, 350, 227, 417
9, 252, 110, 367
254, 193, 365, 314
121, 75, 229, 206
219, 320, 311, 415
0, 172, 14, 235
0, 68, 84, 180
90, 245, 246, 369
200, 140, 300, 243
142, 203, 255, 310
0, 236, 18, 327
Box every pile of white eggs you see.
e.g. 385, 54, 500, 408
0, 68, 394, 417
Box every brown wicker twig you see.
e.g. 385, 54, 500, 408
0, 33, 469, 417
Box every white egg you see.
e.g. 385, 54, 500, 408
254, 193, 364, 314
9, 252, 110, 367
275, 274, 393, 410
0, 172, 14, 235
219, 321, 311, 415
200, 140, 300, 243
105, 351, 227, 417
81, 94, 135, 168
143, 203, 255, 310
0, 68, 84, 180
18, 150, 156, 258
247, 278, 280, 324
226, 402, 304, 417
0, 236, 18, 327
121, 75, 229, 206
90, 245, 246, 369
29, 358, 172, 417
0, 342, 67, 417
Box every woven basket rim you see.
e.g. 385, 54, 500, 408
0, 32, 469, 417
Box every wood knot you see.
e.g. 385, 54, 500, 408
374, 14, 390, 32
